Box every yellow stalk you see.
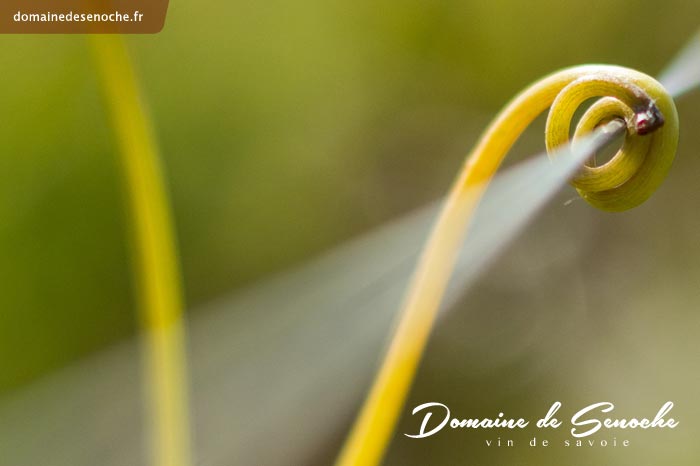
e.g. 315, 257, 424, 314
89, 35, 192, 466
335, 65, 678, 466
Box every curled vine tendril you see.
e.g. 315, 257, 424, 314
545, 66, 678, 211
335, 65, 679, 466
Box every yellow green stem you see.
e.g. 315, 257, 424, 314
90, 35, 192, 466
335, 65, 678, 466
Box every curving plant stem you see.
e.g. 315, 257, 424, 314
335, 65, 678, 466
90, 36, 192, 466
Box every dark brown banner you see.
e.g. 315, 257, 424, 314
0, 0, 169, 33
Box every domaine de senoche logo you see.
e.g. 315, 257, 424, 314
404, 401, 679, 448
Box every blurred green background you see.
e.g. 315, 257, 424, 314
1, 4, 699, 463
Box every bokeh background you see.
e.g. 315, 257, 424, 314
1, 1, 699, 465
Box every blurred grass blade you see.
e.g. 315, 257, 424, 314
658, 31, 700, 97
89, 35, 192, 466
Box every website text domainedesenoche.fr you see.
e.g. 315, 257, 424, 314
13, 10, 144, 23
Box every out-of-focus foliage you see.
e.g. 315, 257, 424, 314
0, 0, 698, 400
